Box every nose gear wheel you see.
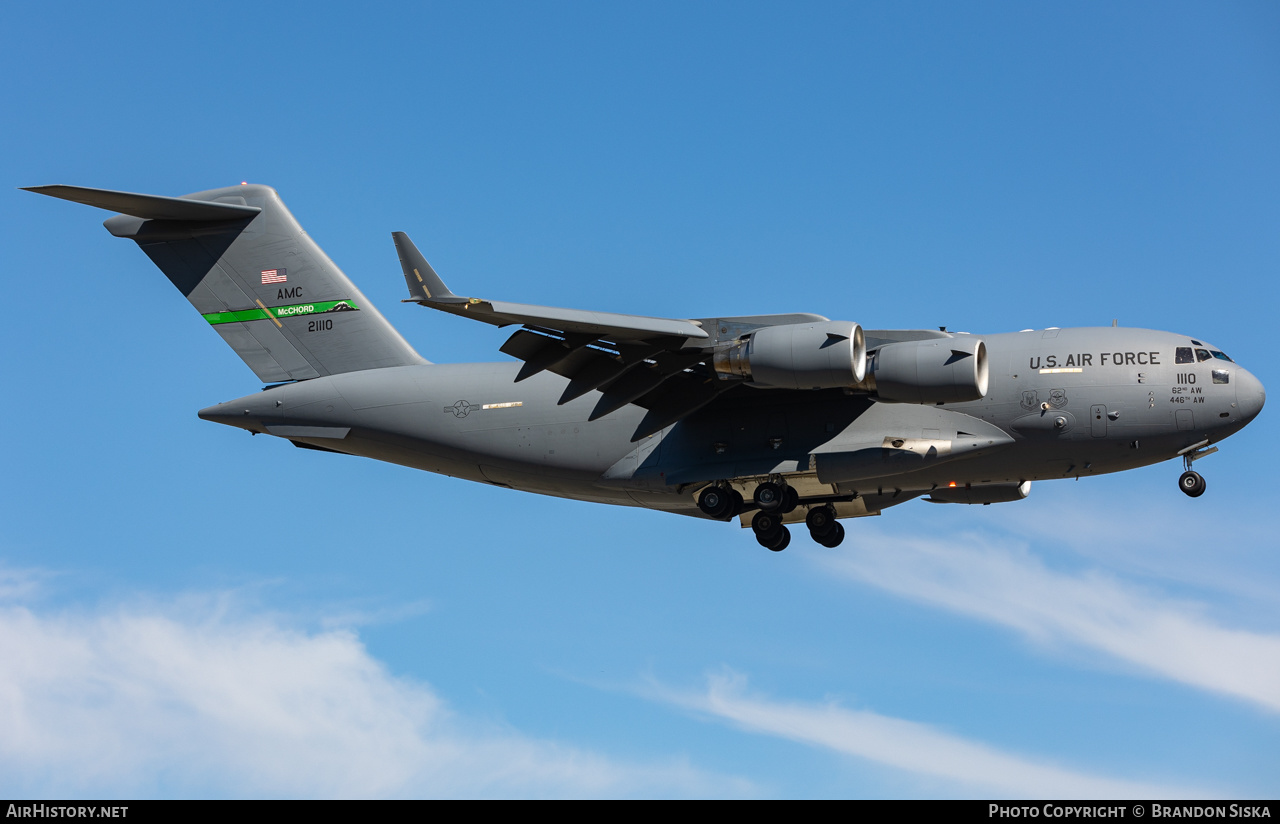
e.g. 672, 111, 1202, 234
1178, 470, 1206, 498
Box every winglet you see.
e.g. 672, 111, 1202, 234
392, 232, 460, 302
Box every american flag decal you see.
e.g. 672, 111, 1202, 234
261, 268, 287, 284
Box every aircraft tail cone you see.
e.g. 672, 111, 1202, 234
198, 400, 258, 430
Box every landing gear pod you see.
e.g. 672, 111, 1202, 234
872, 337, 989, 404
713, 321, 866, 390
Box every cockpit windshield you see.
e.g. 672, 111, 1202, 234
1179, 344, 1234, 364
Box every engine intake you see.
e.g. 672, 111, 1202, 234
871, 337, 988, 404
713, 321, 866, 390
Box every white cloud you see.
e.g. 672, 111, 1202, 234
651, 670, 1193, 798
1000, 492, 1280, 618
0, 566, 48, 602
0, 594, 748, 798
813, 527, 1280, 714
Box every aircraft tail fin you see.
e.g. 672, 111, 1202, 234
26, 183, 427, 382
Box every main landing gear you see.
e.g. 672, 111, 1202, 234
750, 479, 802, 551
805, 504, 846, 548
703, 480, 848, 551
750, 501, 846, 551
751, 511, 791, 551
752, 481, 799, 515
698, 484, 745, 520
1176, 439, 1217, 498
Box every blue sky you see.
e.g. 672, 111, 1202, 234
2, 1, 1277, 798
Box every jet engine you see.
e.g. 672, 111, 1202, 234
927, 481, 1030, 505
713, 321, 867, 390
870, 337, 989, 404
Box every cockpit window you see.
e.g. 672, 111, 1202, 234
1211, 350, 1233, 362
1213, 369, 1230, 385
1196, 348, 1213, 362
1175, 347, 1194, 364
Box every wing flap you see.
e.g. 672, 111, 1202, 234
499, 329, 598, 382
627, 373, 734, 441
588, 351, 705, 421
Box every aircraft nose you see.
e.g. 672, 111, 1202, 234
1236, 368, 1266, 424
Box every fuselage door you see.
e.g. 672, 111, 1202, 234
1090, 404, 1107, 438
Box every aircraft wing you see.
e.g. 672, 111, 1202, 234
393, 232, 707, 343
392, 232, 824, 440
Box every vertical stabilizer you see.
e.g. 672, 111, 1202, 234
26, 183, 427, 382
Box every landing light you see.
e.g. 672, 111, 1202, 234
948, 481, 957, 487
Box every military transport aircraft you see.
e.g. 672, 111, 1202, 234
25, 183, 1266, 551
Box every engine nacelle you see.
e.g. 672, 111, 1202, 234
871, 337, 988, 404
713, 321, 866, 390
928, 481, 1030, 505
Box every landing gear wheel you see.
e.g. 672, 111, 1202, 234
752, 511, 791, 551
698, 486, 733, 518
763, 527, 791, 552
816, 521, 845, 548
728, 489, 745, 518
752, 510, 784, 538
805, 504, 837, 539
1179, 470, 1207, 498
779, 486, 800, 514
754, 482, 785, 512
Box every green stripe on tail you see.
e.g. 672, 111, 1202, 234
203, 300, 361, 325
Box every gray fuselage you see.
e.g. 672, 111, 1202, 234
200, 325, 1266, 521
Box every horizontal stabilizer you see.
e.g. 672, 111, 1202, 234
22, 185, 262, 221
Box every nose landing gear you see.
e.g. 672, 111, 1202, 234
1176, 439, 1218, 498
1179, 470, 1207, 498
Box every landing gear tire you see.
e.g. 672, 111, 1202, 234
779, 486, 800, 514
805, 504, 837, 539
815, 521, 845, 548
698, 486, 734, 518
1179, 470, 1207, 498
762, 527, 791, 552
752, 510, 783, 538
754, 482, 785, 512
752, 511, 791, 551
728, 489, 744, 518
